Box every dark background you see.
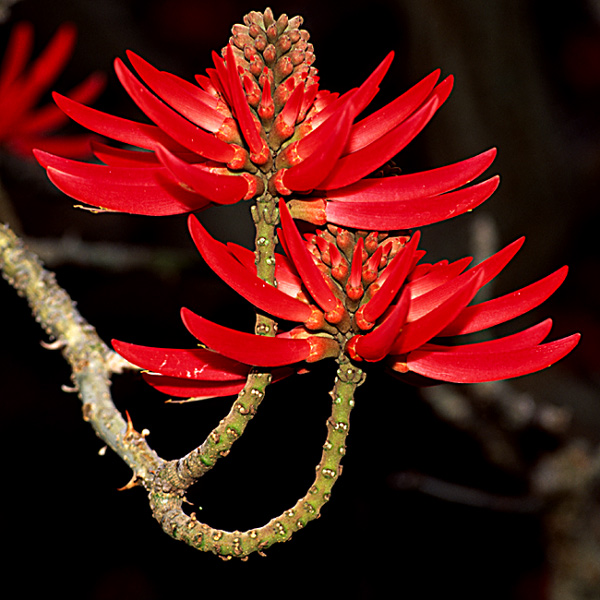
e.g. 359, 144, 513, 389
1, 0, 599, 598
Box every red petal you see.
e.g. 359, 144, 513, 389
316, 95, 442, 190
114, 57, 236, 163
391, 271, 483, 354
225, 45, 268, 162
354, 287, 411, 361
10, 23, 76, 114
156, 145, 248, 204
346, 69, 440, 153
53, 92, 189, 152
143, 366, 294, 400
19, 71, 106, 136
439, 266, 569, 336
278, 199, 341, 313
325, 176, 499, 232
273, 82, 304, 141
112, 339, 249, 380
346, 236, 365, 299
324, 148, 497, 203
14, 133, 96, 159
417, 319, 554, 354
225, 241, 304, 298
281, 104, 354, 192
361, 231, 421, 323
181, 307, 312, 367
142, 374, 248, 400
187, 215, 313, 322
408, 237, 525, 321
343, 51, 395, 117
408, 256, 473, 299
0, 22, 33, 96
126, 51, 228, 133
296, 52, 392, 136
406, 334, 580, 383
35, 150, 210, 215
91, 140, 161, 167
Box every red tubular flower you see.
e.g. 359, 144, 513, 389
113, 200, 579, 398
33, 8, 497, 230
112, 340, 294, 401
0, 22, 104, 158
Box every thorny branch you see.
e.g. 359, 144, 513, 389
0, 208, 359, 558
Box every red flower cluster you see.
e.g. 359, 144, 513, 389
32, 8, 577, 397
113, 201, 579, 399
0, 22, 104, 158
34, 10, 496, 230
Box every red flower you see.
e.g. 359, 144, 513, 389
33, 9, 497, 228
113, 200, 579, 398
0, 22, 104, 158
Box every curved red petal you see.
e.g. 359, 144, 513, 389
416, 319, 554, 355
406, 334, 580, 383
187, 215, 313, 322
142, 374, 248, 400
324, 148, 497, 203
325, 176, 500, 230
408, 256, 473, 299
156, 145, 248, 204
0, 22, 33, 95
346, 69, 440, 154
278, 199, 341, 313
35, 150, 210, 215
225, 45, 268, 161
316, 93, 442, 190
112, 339, 249, 380
362, 231, 421, 323
354, 287, 411, 362
143, 366, 294, 400
344, 51, 395, 118
126, 50, 227, 133
391, 271, 483, 354
407, 237, 524, 322
114, 57, 235, 163
53, 92, 189, 152
439, 266, 569, 336
282, 104, 354, 192
181, 307, 311, 367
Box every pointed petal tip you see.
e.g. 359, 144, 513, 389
406, 331, 580, 383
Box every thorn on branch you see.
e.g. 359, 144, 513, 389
40, 338, 65, 350
118, 474, 142, 491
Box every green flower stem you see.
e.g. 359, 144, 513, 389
154, 192, 281, 492
153, 370, 272, 492
0, 222, 163, 479
148, 358, 365, 559
251, 192, 279, 286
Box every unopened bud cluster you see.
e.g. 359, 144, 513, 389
227, 8, 319, 152
303, 225, 411, 340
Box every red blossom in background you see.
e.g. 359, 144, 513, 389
33, 11, 497, 230
113, 200, 579, 398
0, 22, 104, 158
